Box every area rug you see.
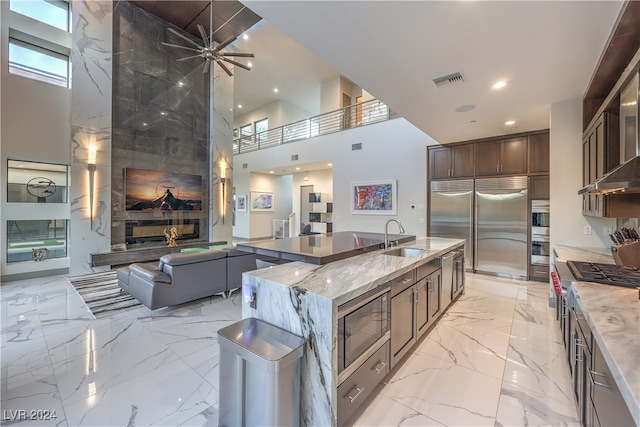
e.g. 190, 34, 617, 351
68, 271, 142, 318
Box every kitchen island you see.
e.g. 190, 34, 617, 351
236, 230, 415, 265
554, 246, 640, 426
241, 236, 465, 426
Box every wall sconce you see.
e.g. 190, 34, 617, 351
88, 144, 97, 230
220, 161, 227, 224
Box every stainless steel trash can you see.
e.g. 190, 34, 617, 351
218, 318, 305, 427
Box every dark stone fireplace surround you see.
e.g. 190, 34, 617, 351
110, 1, 210, 249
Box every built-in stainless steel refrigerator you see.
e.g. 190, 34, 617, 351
429, 180, 474, 270
474, 176, 528, 279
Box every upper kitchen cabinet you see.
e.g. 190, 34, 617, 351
582, 111, 620, 186
528, 132, 550, 173
428, 143, 474, 179
474, 136, 527, 176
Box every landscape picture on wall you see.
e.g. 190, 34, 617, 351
125, 168, 202, 211
351, 180, 397, 215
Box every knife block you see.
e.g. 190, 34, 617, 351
611, 241, 640, 268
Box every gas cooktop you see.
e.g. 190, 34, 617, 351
567, 261, 640, 289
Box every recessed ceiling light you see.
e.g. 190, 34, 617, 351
328, 163, 333, 167
269, 171, 274, 174
505, 120, 516, 126
455, 104, 475, 113
493, 81, 507, 89
178, 81, 184, 87
242, 34, 249, 40
238, 105, 242, 109
247, 62, 253, 68
273, 88, 279, 93
295, 167, 300, 170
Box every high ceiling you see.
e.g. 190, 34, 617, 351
130, 0, 628, 145
240, 0, 626, 144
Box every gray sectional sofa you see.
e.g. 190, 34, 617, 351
117, 247, 263, 310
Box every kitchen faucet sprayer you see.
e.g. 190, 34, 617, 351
384, 219, 405, 249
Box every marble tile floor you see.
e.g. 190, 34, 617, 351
0, 273, 579, 426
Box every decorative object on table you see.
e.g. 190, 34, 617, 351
125, 168, 202, 211
165, 227, 179, 247
32, 247, 48, 261
250, 191, 274, 211
160, 0, 254, 76
68, 271, 142, 318
351, 180, 397, 215
236, 194, 247, 212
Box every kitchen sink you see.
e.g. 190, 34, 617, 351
383, 247, 428, 257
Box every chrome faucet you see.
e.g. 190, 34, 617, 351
384, 219, 405, 249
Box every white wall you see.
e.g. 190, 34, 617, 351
233, 100, 313, 131
549, 99, 615, 253
1, 2, 72, 279
234, 118, 437, 239
291, 168, 333, 235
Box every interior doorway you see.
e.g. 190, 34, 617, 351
342, 93, 351, 129
300, 185, 314, 235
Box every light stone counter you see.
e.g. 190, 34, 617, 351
241, 237, 464, 426
553, 245, 639, 425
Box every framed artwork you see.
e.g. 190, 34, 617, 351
125, 168, 202, 211
236, 195, 247, 212
351, 180, 397, 215
250, 191, 274, 211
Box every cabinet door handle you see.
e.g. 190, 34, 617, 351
501, 164, 504, 173
497, 164, 500, 173
347, 385, 365, 403
401, 278, 412, 285
414, 288, 419, 304
450, 168, 454, 176
374, 361, 387, 374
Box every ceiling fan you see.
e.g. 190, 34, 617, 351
161, 2, 254, 76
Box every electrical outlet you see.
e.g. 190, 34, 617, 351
584, 225, 592, 235
604, 226, 613, 235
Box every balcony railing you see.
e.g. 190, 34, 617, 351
233, 99, 398, 155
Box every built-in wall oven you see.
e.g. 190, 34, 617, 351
337, 286, 390, 379
531, 200, 550, 265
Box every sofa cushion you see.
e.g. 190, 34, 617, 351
160, 249, 227, 266
129, 263, 172, 284
224, 247, 252, 257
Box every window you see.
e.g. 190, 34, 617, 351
10, 0, 70, 32
240, 124, 252, 145
9, 38, 69, 87
7, 160, 69, 203
7, 219, 68, 263
255, 118, 268, 144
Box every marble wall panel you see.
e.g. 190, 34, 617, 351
69, 0, 113, 274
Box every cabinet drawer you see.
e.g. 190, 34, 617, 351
337, 341, 389, 426
530, 265, 549, 280
417, 259, 440, 280
390, 270, 416, 296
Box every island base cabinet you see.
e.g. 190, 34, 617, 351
338, 341, 389, 427
590, 339, 635, 427
390, 286, 416, 367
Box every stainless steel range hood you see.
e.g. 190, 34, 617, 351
578, 156, 640, 194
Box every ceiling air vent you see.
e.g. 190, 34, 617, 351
242, 163, 248, 169
291, 154, 299, 161
433, 72, 465, 87
352, 143, 362, 151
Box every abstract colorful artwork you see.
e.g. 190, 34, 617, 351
250, 191, 274, 211
351, 180, 396, 215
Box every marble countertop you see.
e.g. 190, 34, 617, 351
553, 245, 614, 264
244, 236, 464, 306
553, 245, 639, 425
237, 231, 416, 265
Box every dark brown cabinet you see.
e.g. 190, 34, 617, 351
474, 137, 527, 176
530, 175, 550, 199
582, 111, 620, 187
583, 193, 640, 218
428, 143, 474, 179
528, 133, 550, 173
